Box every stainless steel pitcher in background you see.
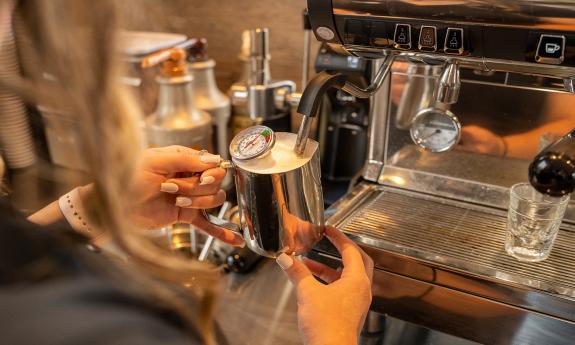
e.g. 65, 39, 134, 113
204, 128, 325, 258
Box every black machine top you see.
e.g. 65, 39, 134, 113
307, 0, 575, 72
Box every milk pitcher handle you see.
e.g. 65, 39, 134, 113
200, 209, 242, 234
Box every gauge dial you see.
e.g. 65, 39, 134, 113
410, 108, 461, 152
230, 125, 275, 160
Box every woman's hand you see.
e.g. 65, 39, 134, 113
128, 145, 244, 246
458, 125, 506, 157
277, 226, 374, 345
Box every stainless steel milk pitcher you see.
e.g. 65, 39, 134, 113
204, 126, 325, 258
234, 141, 324, 257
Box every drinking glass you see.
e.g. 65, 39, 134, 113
506, 183, 570, 262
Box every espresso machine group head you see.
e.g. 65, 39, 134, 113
306, 0, 575, 187
304, 1, 575, 344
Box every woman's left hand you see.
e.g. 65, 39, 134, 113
128, 146, 244, 247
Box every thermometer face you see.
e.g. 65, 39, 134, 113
230, 125, 275, 160
410, 108, 461, 152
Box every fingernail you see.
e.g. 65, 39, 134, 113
175, 196, 192, 207
200, 176, 215, 185
276, 253, 293, 270
200, 154, 221, 164
160, 182, 179, 193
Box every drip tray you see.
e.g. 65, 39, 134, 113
335, 186, 575, 299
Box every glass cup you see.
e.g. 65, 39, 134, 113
506, 183, 570, 262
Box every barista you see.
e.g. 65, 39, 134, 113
0, 1, 373, 344
455, 83, 575, 159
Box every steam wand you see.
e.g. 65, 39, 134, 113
294, 55, 394, 155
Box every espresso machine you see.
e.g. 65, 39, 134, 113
301, 1, 575, 344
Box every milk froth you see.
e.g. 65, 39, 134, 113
232, 132, 318, 174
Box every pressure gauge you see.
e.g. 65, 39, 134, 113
410, 108, 461, 152
230, 125, 276, 160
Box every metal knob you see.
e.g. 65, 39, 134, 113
435, 61, 461, 104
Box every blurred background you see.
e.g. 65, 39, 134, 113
120, 0, 319, 92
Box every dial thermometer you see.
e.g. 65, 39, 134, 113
410, 108, 461, 152
230, 125, 276, 160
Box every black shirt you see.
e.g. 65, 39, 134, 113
0, 199, 201, 345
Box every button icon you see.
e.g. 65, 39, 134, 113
546, 43, 561, 54
394, 24, 412, 50
449, 36, 458, 47
419, 26, 437, 52
444, 28, 464, 55
536, 35, 565, 65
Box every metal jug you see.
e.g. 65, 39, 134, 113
204, 126, 325, 258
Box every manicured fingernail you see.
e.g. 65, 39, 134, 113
200, 154, 221, 164
200, 176, 215, 185
175, 196, 192, 207
160, 182, 179, 193
276, 253, 293, 270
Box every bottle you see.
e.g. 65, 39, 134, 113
529, 129, 575, 197
141, 48, 212, 150
188, 39, 231, 158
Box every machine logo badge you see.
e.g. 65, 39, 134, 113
316, 26, 335, 41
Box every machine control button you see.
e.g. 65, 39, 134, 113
536, 35, 566, 65
444, 28, 464, 54
316, 26, 335, 41
394, 24, 412, 50
419, 26, 437, 52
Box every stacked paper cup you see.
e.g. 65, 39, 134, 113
0, 8, 35, 169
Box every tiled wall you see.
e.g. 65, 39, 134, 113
122, 0, 320, 92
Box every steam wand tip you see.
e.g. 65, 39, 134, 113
294, 115, 313, 156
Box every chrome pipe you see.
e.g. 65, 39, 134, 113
342, 55, 394, 98
294, 115, 313, 156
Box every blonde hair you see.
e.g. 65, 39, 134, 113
5, 0, 221, 343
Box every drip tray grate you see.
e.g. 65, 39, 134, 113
340, 187, 575, 297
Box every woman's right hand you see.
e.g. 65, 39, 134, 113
277, 226, 374, 345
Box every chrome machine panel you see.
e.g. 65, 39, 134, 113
308, 1, 575, 343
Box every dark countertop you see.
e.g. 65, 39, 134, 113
219, 261, 302, 345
